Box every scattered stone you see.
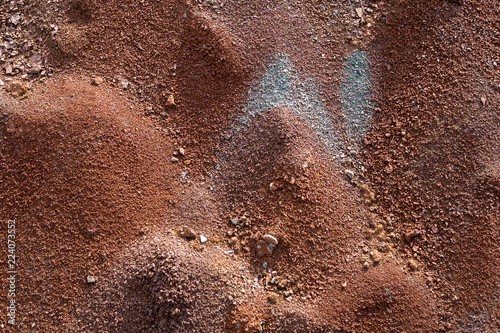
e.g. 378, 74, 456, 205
200, 235, 207, 244
27, 66, 41, 75
173, 147, 185, 157
344, 169, 355, 179
408, 259, 418, 271
118, 80, 129, 89
359, 183, 376, 205
6, 81, 27, 98
31, 54, 43, 66
269, 182, 278, 191
355, 7, 363, 18
370, 250, 382, 264
11, 14, 21, 25
384, 164, 393, 174
404, 230, 420, 242
231, 218, 238, 225
256, 240, 272, 257
267, 293, 279, 304
341, 281, 348, 288
165, 93, 176, 107
91, 77, 104, 86
5, 65, 13, 75
171, 156, 179, 163
177, 226, 196, 239
263, 234, 278, 246
480, 96, 486, 106
86, 275, 96, 284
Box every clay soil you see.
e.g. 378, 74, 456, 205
0, 0, 498, 332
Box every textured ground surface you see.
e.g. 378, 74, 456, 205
0, 0, 498, 332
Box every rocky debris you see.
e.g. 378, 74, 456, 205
404, 230, 420, 242
256, 234, 278, 258
370, 250, 382, 264
200, 235, 207, 244
165, 93, 176, 107
177, 226, 196, 239
267, 293, 279, 304
86, 275, 96, 284
5, 64, 13, 75
174, 147, 185, 156
359, 183, 376, 205
6, 80, 27, 98
10, 14, 21, 25
408, 259, 418, 271
113, 74, 130, 89
91, 76, 104, 86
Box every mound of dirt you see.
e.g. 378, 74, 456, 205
0, 0, 498, 332
0, 78, 175, 330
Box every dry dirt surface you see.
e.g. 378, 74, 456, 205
0, 0, 498, 332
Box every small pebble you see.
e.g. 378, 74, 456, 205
91, 77, 104, 86
263, 234, 278, 246
165, 94, 176, 107
86, 275, 96, 284
408, 259, 418, 271
370, 250, 382, 264
267, 293, 279, 304
200, 235, 207, 244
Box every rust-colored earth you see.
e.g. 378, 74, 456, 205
0, 0, 498, 332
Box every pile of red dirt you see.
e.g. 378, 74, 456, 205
0, 0, 498, 332
0, 78, 176, 331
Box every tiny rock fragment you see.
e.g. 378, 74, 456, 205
370, 250, 382, 264
408, 259, 418, 271
91, 77, 104, 86
344, 169, 355, 179
404, 231, 420, 242
359, 183, 376, 205
178, 226, 196, 239
341, 281, 348, 288
11, 14, 21, 25
200, 235, 207, 244
171, 156, 179, 163
118, 80, 130, 89
5, 65, 13, 75
384, 164, 393, 174
6, 81, 27, 98
256, 240, 272, 257
269, 182, 278, 191
355, 7, 363, 17
178, 147, 185, 156
27, 66, 41, 75
86, 275, 96, 284
263, 234, 278, 246
480, 96, 486, 106
165, 94, 176, 107
31, 54, 43, 66
267, 293, 279, 304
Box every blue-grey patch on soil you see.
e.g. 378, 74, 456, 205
340, 50, 373, 150
235, 53, 341, 156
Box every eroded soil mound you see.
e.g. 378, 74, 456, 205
0, 78, 175, 330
